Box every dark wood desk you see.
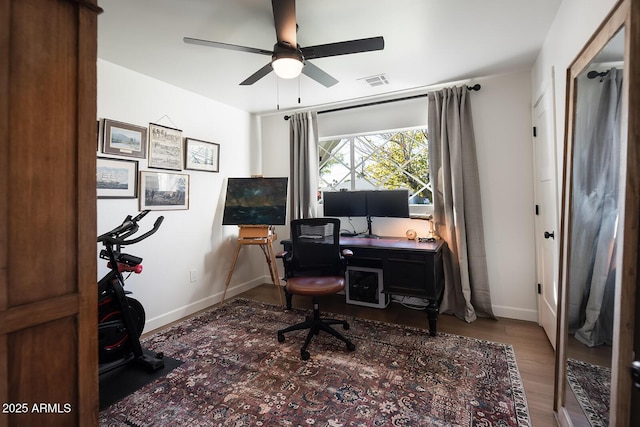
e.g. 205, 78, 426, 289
282, 236, 447, 335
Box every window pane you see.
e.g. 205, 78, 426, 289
319, 129, 432, 204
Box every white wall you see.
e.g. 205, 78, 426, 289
97, 60, 268, 333
532, 0, 618, 207
260, 70, 538, 321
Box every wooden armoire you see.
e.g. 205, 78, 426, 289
1, 0, 100, 425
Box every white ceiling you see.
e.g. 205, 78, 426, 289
97, 0, 562, 115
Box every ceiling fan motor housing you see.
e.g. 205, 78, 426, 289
272, 42, 304, 62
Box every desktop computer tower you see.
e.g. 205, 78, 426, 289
345, 266, 389, 308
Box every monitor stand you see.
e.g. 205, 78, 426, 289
359, 215, 379, 239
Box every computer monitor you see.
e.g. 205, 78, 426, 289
322, 191, 367, 217
366, 190, 410, 218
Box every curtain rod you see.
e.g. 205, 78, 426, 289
283, 84, 481, 120
587, 70, 609, 80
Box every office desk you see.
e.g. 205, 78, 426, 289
282, 237, 447, 336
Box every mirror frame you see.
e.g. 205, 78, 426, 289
554, 0, 640, 426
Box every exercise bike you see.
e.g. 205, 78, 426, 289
97, 210, 164, 375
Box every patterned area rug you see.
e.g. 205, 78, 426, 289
566, 358, 610, 427
99, 298, 530, 426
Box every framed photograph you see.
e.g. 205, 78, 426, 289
96, 157, 138, 199
102, 119, 147, 159
185, 138, 220, 172
148, 123, 183, 170
140, 171, 189, 210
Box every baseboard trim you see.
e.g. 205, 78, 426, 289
143, 276, 272, 334
142, 279, 539, 332
492, 304, 538, 322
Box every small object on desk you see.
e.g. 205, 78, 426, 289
405, 229, 418, 240
425, 217, 439, 242
419, 237, 437, 243
340, 232, 359, 237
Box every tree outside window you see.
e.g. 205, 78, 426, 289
319, 129, 431, 204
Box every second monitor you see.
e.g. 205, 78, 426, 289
365, 189, 410, 218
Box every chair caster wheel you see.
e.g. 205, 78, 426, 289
343, 323, 350, 330
277, 333, 285, 343
346, 342, 355, 351
301, 350, 310, 360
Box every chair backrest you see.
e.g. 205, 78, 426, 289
289, 218, 343, 277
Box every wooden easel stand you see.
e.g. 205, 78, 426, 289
221, 225, 283, 306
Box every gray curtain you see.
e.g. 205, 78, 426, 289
428, 86, 494, 322
568, 68, 622, 347
289, 111, 319, 220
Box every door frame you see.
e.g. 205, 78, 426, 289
532, 69, 560, 349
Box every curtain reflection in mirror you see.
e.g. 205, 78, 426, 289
568, 67, 623, 348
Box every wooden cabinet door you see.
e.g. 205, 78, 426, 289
383, 253, 431, 297
0, 0, 100, 425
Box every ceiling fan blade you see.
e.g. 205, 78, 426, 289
301, 36, 384, 60
239, 63, 274, 85
183, 37, 273, 56
301, 61, 339, 88
271, 0, 297, 47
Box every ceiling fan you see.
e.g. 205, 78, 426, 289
183, 0, 384, 87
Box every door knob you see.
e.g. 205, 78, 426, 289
544, 231, 555, 239
632, 361, 640, 390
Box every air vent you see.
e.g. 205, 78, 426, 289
359, 74, 390, 87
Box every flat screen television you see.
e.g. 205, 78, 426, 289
323, 191, 367, 217
222, 177, 288, 225
366, 189, 410, 218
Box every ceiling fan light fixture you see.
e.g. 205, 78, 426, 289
272, 43, 304, 79
272, 56, 303, 79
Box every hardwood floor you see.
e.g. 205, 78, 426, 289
237, 284, 558, 427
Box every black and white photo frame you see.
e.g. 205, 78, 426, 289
140, 171, 189, 210
148, 123, 183, 170
185, 138, 220, 172
96, 157, 138, 199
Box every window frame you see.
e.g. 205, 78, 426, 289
318, 126, 433, 216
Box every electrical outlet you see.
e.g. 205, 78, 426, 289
190, 270, 197, 283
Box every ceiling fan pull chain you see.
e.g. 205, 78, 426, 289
298, 76, 301, 104
276, 77, 280, 110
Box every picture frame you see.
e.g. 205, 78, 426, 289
140, 171, 189, 210
185, 138, 220, 172
102, 119, 147, 159
96, 157, 138, 199
148, 123, 183, 170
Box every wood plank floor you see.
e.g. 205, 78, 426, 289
237, 284, 558, 427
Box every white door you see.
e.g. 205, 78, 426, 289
533, 76, 559, 349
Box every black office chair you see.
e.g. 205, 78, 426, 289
277, 218, 356, 360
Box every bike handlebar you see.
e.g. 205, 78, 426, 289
132, 210, 150, 223
97, 211, 164, 246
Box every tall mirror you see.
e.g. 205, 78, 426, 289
565, 28, 623, 427
555, 0, 640, 426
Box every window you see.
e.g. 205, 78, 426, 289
318, 128, 432, 205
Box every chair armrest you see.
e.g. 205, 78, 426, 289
276, 250, 288, 259
342, 249, 353, 257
